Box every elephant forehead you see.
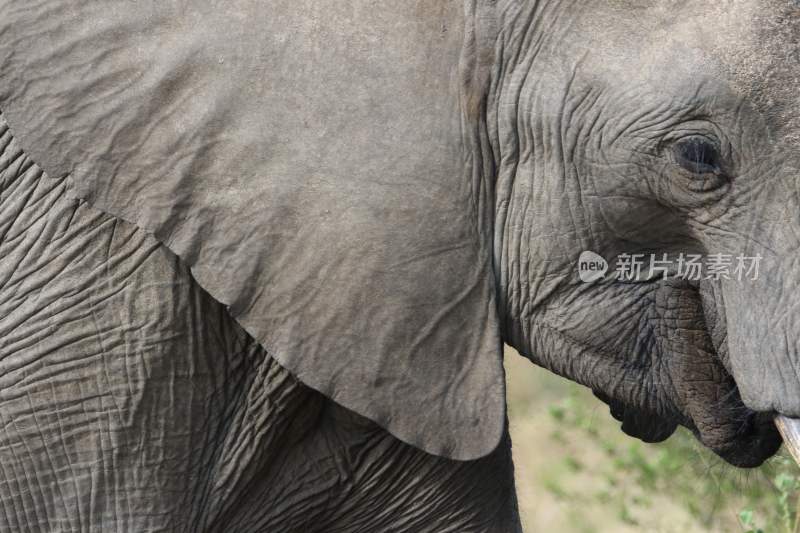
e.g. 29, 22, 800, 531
0, 1, 505, 460
710, 2, 800, 145
605, 3, 798, 126
537, 1, 798, 150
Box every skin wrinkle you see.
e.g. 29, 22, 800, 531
0, 109, 521, 531
1, 0, 800, 528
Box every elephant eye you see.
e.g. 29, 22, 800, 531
672, 136, 722, 175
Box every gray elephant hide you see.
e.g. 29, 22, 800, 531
0, 1, 504, 459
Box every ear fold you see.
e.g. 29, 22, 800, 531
0, 1, 505, 459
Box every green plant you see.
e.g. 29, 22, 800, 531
541, 386, 800, 532
739, 509, 764, 533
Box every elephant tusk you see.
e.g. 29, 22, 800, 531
775, 415, 800, 466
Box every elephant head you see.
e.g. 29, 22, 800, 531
489, 0, 800, 467
0, 0, 799, 475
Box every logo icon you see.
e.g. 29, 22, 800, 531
578, 251, 608, 283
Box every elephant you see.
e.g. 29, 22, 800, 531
0, 0, 799, 531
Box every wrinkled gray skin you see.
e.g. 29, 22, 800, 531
0, 119, 518, 532
2, 0, 800, 531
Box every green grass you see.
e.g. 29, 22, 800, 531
505, 348, 800, 533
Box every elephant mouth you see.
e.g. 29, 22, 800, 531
695, 408, 783, 468
659, 279, 785, 468
657, 343, 784, 468
693, 285, 790, 468
589, 275, 785, 468
544, 278, 791, 468
595, 385, 783, 468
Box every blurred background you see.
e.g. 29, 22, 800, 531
505, 347, 800, 533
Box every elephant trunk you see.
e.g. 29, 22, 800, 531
718, 249, 800, 465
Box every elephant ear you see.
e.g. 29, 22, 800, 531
0, 1, 504, 459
